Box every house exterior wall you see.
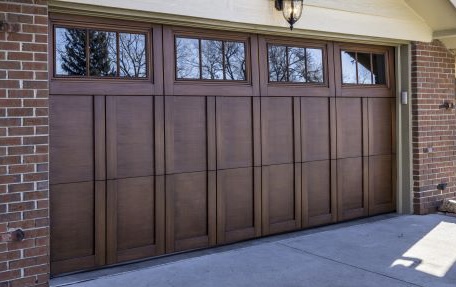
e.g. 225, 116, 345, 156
0, 0, 50, 286
52, 0, 432, 43
411, 40, 456, 214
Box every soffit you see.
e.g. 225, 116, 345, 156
405, 0, 456, 49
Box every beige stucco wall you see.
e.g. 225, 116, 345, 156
52, 0, 433, 43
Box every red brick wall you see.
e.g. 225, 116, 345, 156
0, 1, 49, 286
411, 40, 456, 214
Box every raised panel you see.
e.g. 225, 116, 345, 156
262, 97, 294, 165
368, 98, 393, 156
369, 155, 395, 215
50, 96, 94, 184
301, 98, 330, 162
51, 182, 95, 262
337, 157, 367, 221
217, 167, 257, 243
107, 96, 154, 179
262, 164, 300, 235
165, 97, 207, 174
216, 97, 253, 169
336, 98, 363, 158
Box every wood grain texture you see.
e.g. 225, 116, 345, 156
216, 97, 253, 169
165, 96, 207, 174
50, 96, 94, 184
301, 97, 330, 162
336, 97, 363, 159
261, 97, 294, 165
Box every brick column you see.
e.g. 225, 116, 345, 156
411, 40, 456, 214
0, 1, 49, 286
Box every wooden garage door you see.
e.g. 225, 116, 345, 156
49, 16, 396, 275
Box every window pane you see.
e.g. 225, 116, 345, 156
288, 47, 306, 82
176, 37, 200, 79
306, 48, 324, 83
224, 41, 246, 80
372, 54, 386, 85
119, 33, 147, 78
55, 27, 87, 76
341, 51, 357, 84
201, 40, 223, 80
268, 45, 287, 82
357, 52, 372, 84
89, 31, 117, 77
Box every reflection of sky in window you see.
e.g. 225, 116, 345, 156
341, 51, 357, 84
55, 28, 68, 75
176, 37, 200, 79
119, 33, 146, 77
306, 48, 323, 83
224, 41, 246, 80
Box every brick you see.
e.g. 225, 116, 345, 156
8, 183, 34, 193
8, 89, 34, 98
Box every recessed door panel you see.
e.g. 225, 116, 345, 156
166, 171, 216, 252
337, 157, 368, 221
368, 98, 393, 156
369, 155, 394, 215
50, 96, 94, 184
301, 98, 330, 162
262, 97, 294, 165
166, 96, 207, 174
107, 96, 154, 179
302, 160, 336, 226
217, 167, 260, 243
262, 163, 301, 235
216, 97, 253, 169
336, 98, 363, 159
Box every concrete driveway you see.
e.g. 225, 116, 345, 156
52, 214, 456, 287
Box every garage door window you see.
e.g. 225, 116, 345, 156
175, 36, 247, 81
341, 51, 386, 85
267, 44, 324, 83
54, 27, 148, 78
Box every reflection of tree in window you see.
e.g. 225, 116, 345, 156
176, 37, 200, 79
201, 40, 223, 80
357, 53, 372, 84
224, 42, 246, 80
306, 49, 323, 83
268, 45, 287, 82
57, 28, 87, 76
119, 33, 147, 77
288, 47, 305, 82
89, 31, 116, 76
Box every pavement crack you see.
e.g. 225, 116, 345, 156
276, 242, 426, 287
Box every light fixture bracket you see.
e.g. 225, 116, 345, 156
274, 0, 304, 30
275, 0, 283, 11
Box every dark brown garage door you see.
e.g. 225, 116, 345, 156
49, 15, 396, 275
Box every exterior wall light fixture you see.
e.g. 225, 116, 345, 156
275, 0, 304, 30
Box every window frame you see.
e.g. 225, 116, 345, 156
266, 43, 326, 85
334, 43, 394, 98
173, 32, 251, 83
51, 20, 152, 81
340, 49, 388, 86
